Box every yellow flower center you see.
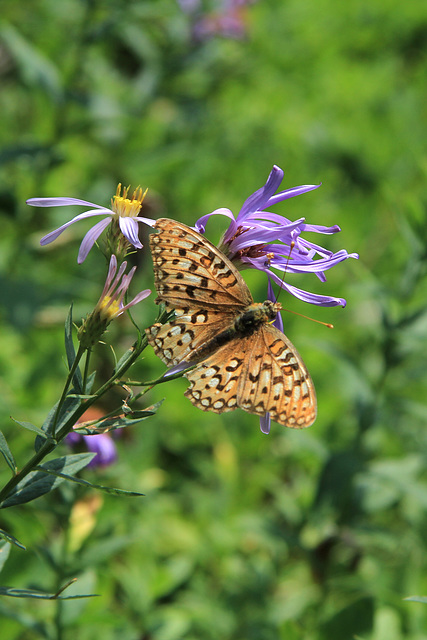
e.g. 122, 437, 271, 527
111, 183, 148, 218
99, 295, 121, 321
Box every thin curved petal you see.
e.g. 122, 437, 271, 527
77, 217, 112, 263
302, 223, 341, 234
134, 215, 156, 227
266, 183, 321, 207
259, 413, 271, 434
121, 289, 151, 313
40, 210, 111, 245
238, 165, 284, 220
119, 217, 143, 249
267, 278, 284, 332
266, 270, 346, 307
27, 197, 110, 209
195, 208, 235, 234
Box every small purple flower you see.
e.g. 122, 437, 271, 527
78, 255, 151, 348
95, 254, 151, 322
195, 165, 358, 308
27, 184, 155, 263
66, 431, 118, 468
179, 0, 256, 41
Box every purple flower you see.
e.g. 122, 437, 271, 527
66, 431, 117, 468
27, 184, 155, 263
195, 165, 358, 308
95, 255, 151, 322
179, 0, 256, 41
78, 255, 151, 348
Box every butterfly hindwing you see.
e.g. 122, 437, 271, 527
184, 324, 316, 428
146, 306, 237, 367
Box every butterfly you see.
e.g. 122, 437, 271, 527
146, 218, 317, 428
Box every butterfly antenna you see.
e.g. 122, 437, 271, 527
269, 240, 295, 304
280, 307, 334, 329
271, 241, 333, 330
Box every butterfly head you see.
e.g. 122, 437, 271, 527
263, 299, 282, 322
234, 300, 282, 336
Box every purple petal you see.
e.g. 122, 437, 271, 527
302, 223, 341, 234
134, 215, 157, 228
40, 210, 112, 245
271, 250, 357, 274
65, 431, 82, 446
266, 270, 347, 307
27, 197, 109, 209
119, 217, 143, 249
165, 362, 190, 376
266, 183, 321, 208
121, 289, 151, 313
238, 165, 284, 221
259, 413, 271, 434
267, 278, 284, 332
246, 212, 304, 228
195, 208, 235, 234
77, 217, 112, 263
83, 434, 117, 467
228, 222, 303, 251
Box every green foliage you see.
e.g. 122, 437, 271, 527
1, 0, 427, 638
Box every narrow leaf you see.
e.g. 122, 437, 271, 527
74, 403, 163, 435
404, 596, 427, 603
0, 586, 98, 600
35, 395, 82, 451
0, 600, 49, 636
0, 529, 26, 550
34, 467, 145, 497
113, 345, 137, 375
10, 419, 47, 438
65, 304, 83, 393
0, 540, 11, 573
0, 431, 16, 474
0, 453, 95, 508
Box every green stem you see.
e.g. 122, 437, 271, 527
82, 349, 92, 392
0, 337, 149, 505
0, 437, 58, 505
52, 344, 86, 437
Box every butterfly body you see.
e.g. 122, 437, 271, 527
146, 218, 316, 428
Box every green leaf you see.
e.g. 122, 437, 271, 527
0, 583, 98, 600
10, 419, 47, 438
73, 402, 163, 435
0, 529, 26, 551
0, 540, 11, 573
404, 596, 427, 604
65, 304, 83, 393
0, 600, 48, 636
35, 395, 82, 451
319, 597, 374, 640
34, 467, 145, 498
113, 345, 137, 375
0, 24, 61, 99
0, 453, 95, 508
0, 431, 16, 474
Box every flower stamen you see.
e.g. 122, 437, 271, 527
111, 184, 148, 219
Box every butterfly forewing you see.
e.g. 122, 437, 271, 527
146, 218, 317, 429
150, 218, 253, 310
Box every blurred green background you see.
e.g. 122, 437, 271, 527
1, 0, 427, 638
